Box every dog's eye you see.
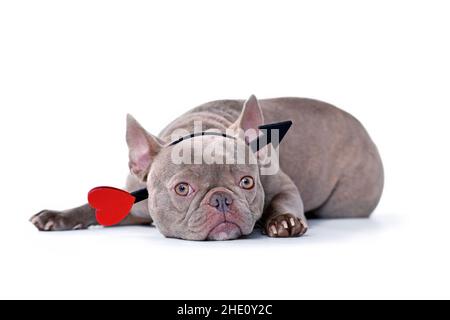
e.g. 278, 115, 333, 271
239, 176, 255, 190
174, 183, 193, 196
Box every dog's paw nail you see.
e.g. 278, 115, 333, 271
289, 217, 296, 227
73, 224, 83, 230
282, 220, 289, 229
299, 220, 308, 235
44, 221, 54, 231
270, 225, 278, 235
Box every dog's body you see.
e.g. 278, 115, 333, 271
31, 97, 384, 240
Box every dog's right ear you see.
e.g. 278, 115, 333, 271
126, 114, 163, 181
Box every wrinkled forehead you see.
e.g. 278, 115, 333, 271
167, 134, 256, 161
153, 135, 259, 178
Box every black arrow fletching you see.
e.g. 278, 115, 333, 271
249, 120, 293, 152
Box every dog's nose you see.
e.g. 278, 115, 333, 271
208, 192, 233, 213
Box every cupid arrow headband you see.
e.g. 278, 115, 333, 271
88, 120, 292, 226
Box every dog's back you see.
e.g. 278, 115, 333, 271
174, 97, 384, 217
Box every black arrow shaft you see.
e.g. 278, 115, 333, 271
131, 188, 149, 203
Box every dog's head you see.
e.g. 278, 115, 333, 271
126, 96, 265, 240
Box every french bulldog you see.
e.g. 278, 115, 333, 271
30, 96, 384, 240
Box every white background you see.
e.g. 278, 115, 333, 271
1, 0, 449, 299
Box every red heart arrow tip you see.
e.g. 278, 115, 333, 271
88, 186, 135, 226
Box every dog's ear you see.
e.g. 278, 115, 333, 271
230, 95, 264, 143
126, 114, 163, 181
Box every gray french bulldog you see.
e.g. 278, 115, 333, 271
30, 96, 384, 240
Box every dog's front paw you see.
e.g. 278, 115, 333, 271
30, 210, 86, 231
265, 214, 308, 238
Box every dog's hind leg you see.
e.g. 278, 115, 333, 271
308, 150, 384, 219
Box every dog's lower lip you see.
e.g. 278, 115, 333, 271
207, 222, 242, 240
211, 221, 240, 230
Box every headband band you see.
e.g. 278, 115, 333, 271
168, 132, 236, 147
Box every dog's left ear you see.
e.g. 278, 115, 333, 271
230, 95, 264, 143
